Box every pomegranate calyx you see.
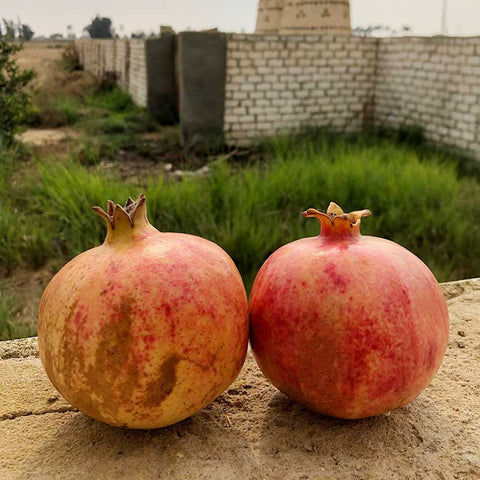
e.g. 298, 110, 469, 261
303, 203, 371, 227
93, 194, 153, 243
303, 203, 371, 239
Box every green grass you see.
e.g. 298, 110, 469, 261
0, 290, 35, 341
4, 133, 480, 282
33, 82, 157, 135
1, 132, 479, 339
86, 88, 137, 113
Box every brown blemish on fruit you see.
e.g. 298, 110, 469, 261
57, 300, 80, 378
57, 295, 142, 424
142, 353, 181, 407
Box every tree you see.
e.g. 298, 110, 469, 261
0, 25, 36, 146
19, 24, 34, 41
0, 19, 34, 41
0, 19, 16, 39
84, 16, 113, 39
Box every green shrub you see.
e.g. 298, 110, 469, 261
61, 44, 82, 72
87, 87, 136, 113
35, 95, 83, 127
0, 38, 35, 146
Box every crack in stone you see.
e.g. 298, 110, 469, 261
0, 406, 78, 421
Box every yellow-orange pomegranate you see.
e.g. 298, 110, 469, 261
38, 195, 248, 429
249, 203, 449, 419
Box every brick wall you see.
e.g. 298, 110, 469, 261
375, 37, 480, 158
76, 35, 480, 158
224, 34, 377, 145
128, 40, 148, 107
224, 34, 480, 157
75, 39, 145, 105
115, 39, 130, 90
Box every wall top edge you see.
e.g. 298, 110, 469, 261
74, 33, 480, 46
376, 35, 480, 42
226, 33, 480, 42
75, 38, 131, 43
226, 33, 377, 42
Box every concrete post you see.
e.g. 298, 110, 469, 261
145, 37, 178, 124
177, 32, 227, 148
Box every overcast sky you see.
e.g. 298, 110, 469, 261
1, 0, 479, 38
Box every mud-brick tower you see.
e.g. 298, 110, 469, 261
280, 0, 351, 34
255, 0, 285, 33
255, 0, 352, 35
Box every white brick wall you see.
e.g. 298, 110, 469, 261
76, 40, 115, 78
224, 34, 480, 158
76, 35, 480, 158
224, 34, 378, 145
75, 39, 145, 106
375, 37, 480, 158
128, 40, 147, 107
115, 39, 130, 90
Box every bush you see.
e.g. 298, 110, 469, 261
31, 69, 97, 127
0, 38, 35, 146
61, 44, 82, 72
98, 71, 119, 91
87, 86, 136, 112
34, 96, 83, 127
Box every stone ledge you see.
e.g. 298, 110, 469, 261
0, 337, 40, 360
1, 279, 479, 479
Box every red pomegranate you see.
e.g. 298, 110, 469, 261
38, 195, 249, 429
249, 202, 449, 419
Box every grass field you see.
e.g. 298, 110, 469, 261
2, 128, 480, 340
1, 47, 479, 340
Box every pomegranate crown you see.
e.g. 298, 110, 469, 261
303, 202, 371, 226
303, 202, 371, 238
92, 195, 157, 245
93, 194, 148, 230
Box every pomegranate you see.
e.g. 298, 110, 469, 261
38, 195, 248, 429
249, 202, 449, 419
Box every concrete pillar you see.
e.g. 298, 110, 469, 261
177, 32, 227, 147
145, 37, 178, 124
279, 0, 351, 35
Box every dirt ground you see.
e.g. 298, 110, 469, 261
16, 42, 67, 87
17, 127, 78, 146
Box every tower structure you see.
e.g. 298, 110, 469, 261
255, 0, 352, 35
255, 0, 285, 34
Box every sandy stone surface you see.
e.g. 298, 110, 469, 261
0, 279, 479, 480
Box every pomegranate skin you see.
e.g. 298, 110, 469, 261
38, 197, 248, 429
249, 205, 449, 419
